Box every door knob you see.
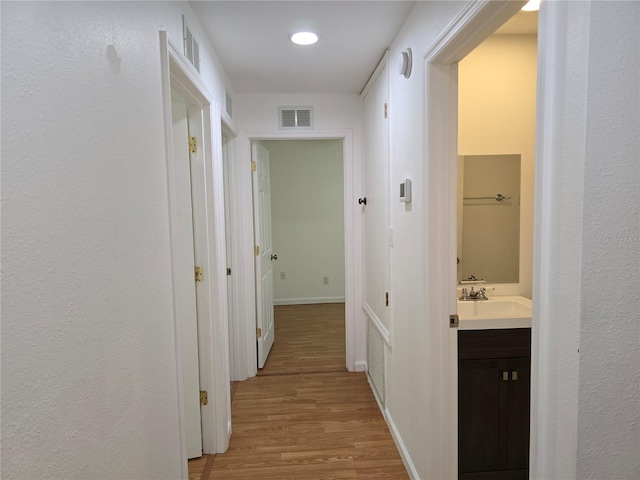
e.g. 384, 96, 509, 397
271, 254, 278, 261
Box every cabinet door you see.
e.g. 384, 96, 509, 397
507, 358, 531, 470
459, 359, 509, 473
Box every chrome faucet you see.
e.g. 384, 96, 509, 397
470, 287, 488, 300
459, 287, 488, 301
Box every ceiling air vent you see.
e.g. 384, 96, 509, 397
278, 106, 314, 129
182, 16, 201, 73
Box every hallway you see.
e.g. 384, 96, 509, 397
189, 304, 408, 479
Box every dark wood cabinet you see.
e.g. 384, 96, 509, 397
458, 329, 531, 480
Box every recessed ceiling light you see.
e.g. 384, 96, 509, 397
290, 32, 318, 46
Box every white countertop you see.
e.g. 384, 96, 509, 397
457, 295, 532, 330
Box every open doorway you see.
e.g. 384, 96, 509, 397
160, 32, 232, 474
251, 139, 346, 374
456, 11, 538, 479
419, 2, 535, 477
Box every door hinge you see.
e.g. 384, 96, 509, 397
450, 314, 459, 328
226, 267, 232, 276
256, 327, 262, 339
251, 160, 257, 172
189, 136, 197, 153
200, 390, 208, 406
194, 266, 203, 282
384, 103, 388, 119
254, 245, 260, 256
385, 292, 389, 306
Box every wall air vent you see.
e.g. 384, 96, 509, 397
278, 106, 314, 129
182, 16, 201, 73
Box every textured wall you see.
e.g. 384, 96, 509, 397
1, 2, 231, 478
532, 1, 640, 478
576, 1, 640, 478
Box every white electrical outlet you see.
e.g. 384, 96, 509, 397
280, 272, 286, 280
323, 276, 329, 285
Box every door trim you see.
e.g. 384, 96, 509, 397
421, 2, 525, 478
230, 130, 357, 377
159, 31, 231, 474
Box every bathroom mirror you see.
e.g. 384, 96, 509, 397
457, 154, 521, 284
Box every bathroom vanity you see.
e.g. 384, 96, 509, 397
457, 296, 531, 480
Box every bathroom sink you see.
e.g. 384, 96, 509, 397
457, 295, 532, 330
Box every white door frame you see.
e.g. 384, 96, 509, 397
421, 2, 525, 478
229, 130, 357, 378
159, 31, 231, 475
221, 119, 241, 381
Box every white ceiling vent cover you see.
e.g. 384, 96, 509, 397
182, 16, 201, 73
278, 106, 314, 129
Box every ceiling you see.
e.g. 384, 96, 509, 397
189, 1, 416, 94
190, 2, 538, 95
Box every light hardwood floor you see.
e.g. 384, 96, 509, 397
259, 303, 347, 375
188, 303, 409, 479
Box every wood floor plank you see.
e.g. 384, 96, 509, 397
189, 303, 409, 479
208, 371, 408, 479
258, 303, 347, 375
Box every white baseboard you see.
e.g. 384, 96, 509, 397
274, 296, 345, 306
366, 371, 385, 414
354, 360, 367, 372
365, 372, 420, 480
384, 407, 420, 480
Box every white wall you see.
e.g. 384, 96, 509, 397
1, 2, 232, 478
459, 34, 537, 297
261, 140, 345, 305
532, 1, 640, 479
381, 2, 472, 478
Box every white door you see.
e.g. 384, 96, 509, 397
252, 142, 275, 368
171, 94, 202, 459
363, 65, 390, 330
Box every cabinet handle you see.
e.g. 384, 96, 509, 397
512, 371, 518, 381
502, 371, 509, 381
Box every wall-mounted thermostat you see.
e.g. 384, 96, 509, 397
400, 178, 412, 202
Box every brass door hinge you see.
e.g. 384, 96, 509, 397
189, 136, 197, 153
200, 390, 208, 406
254, 245, 260, 256
384, 103, 388, 119
226, 267, 232, 276
256, 327, 262, 339
194, 266, 203, 282
385, 292, 389, 306
251, 160, 257, 172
